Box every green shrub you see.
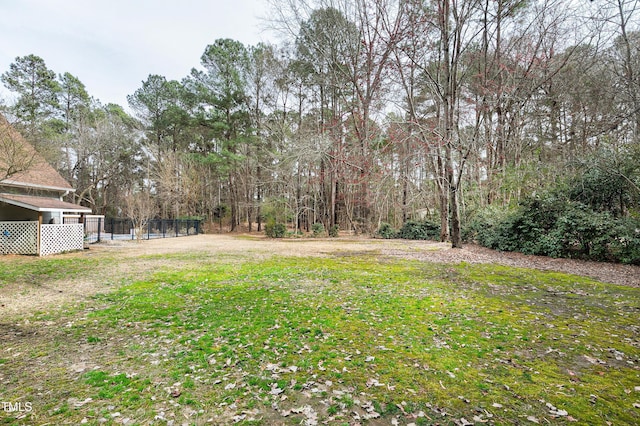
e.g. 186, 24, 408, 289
311, 222, 325, 237
469, 194, 640, 264
481, 210, 524, 252
397, 220, 440, 240
466, 147, 640, 264
328, 225, 339, 238
479, 195, 570, 255
607, 218, 640, 265
463, 206, 510, 246
265, 222, 287, 238
376, 222, 397, 239
551, 205, 609, 258
567, 148, 639, 217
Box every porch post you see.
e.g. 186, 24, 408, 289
37, 212, 43, 256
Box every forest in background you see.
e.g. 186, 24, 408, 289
1, 0, 639, 262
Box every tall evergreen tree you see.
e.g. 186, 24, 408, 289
1, 54, 61, 153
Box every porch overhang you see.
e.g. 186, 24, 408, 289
0, 193, 92, 213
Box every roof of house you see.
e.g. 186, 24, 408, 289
0, 116, 74, 192
0, 193, 92, 213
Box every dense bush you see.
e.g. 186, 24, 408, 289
567, 148, 640, 217
465, 195, 640, 264
397, 220, 441, 240
607, 218, 640, 264
311, 222, 325, 237
376, 222, 396, 239
463, 206, 510, 247
375, 220, 441, 241
265, 222, 287, 238
328, 225, 339, 238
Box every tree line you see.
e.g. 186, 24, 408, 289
1, 0, 639, 259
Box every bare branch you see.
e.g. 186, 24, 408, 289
0, 116, 38, 182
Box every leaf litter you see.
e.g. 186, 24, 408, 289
0, 236, 638, 424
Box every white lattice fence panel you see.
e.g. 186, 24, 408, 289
40, 224, 84, 256
0, 221, 38, 255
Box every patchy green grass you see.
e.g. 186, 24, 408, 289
0, 255, 112, 289
0, 254, 638, 425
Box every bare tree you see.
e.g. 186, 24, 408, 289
123, 189, 155, 241
0, 116, 38, 181
597, 0, 640, 142
70, 106, 142, 213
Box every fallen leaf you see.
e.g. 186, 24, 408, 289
546, 402, 568, 417
584, 355, 606, 365
362, 411, 381, 420
69, 397, 93, 408
366, 378, 384, 387
270, 384, 284, 395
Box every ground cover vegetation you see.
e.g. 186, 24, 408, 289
376, 147, 640, 264
0, 256, 112, 290
1, 0, 639, 260
1, 247, 638, 425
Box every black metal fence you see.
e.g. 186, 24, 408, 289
83, 217, 202, 244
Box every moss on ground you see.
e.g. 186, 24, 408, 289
0, 254, 638, 425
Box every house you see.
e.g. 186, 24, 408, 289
0, 116, 92, 255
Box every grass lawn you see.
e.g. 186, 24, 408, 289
0, 250, 639, 425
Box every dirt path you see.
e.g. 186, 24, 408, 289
1, 234, 638, 319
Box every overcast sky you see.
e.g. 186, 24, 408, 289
0, 0, 273, 109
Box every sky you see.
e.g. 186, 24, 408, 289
0, 0, 274, 109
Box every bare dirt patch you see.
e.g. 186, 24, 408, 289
384, 241, 640, 288
1, 234, 638, 320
